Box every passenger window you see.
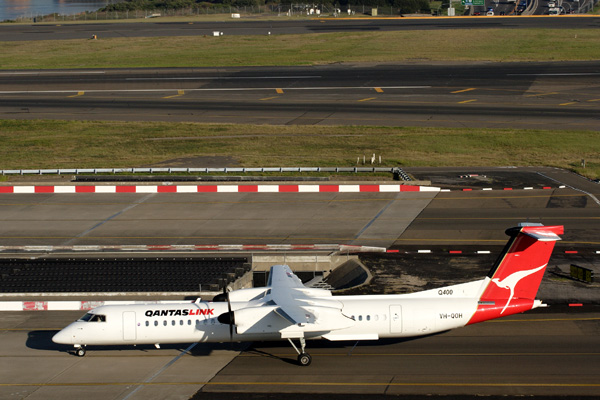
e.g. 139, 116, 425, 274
180, 320, 183, 326
163, 320, 167, 326
145, 321, 149, 327
171, 320, 175, 326
374, 315, 379, 321
367, 315, 371, 321
154, 321, 158, 327
188, 320, 191, 326
358, 315, 363, 321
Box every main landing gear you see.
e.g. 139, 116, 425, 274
288, 337, 312, 366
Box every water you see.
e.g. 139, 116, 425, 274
0, 0, 116, 21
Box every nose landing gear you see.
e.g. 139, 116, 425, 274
74, 345, 86, 357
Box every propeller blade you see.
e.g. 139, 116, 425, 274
227, 291, 233, 341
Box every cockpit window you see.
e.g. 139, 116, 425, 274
79, 313, 106, 322
79, 313, 93, 322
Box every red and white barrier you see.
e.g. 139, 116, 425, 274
0, 244, 386, 253
0, 300, 196, 311
0, 184, 440, 194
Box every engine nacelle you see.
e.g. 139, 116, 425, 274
234, 306, 280, 334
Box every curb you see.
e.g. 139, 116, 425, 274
0, 185, 567, 194
0, 184, 439, 194
0, 299, 197, 311
0, 244, 386, 253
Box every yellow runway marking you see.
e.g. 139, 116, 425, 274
358, 97, 376, 102
275, 88, 284, 94
587, 99, 600, 102
0, 381, 598, 388
488, 317, 600, 323
375, 87, 384, 93
559, 102, 577, 106
458, 99, 477, 104
451, 88, 476, 94
67, 91, 84, 98
240, 351, 600, 358
525, 92, 558, 97
163, 90, 185, 99
260, 96, 279, 101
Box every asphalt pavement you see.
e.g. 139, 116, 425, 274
1, 62, 599, 129
1, 16, 600, 41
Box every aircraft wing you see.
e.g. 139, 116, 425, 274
267, 265, 354, 331
268, 264, 305, 289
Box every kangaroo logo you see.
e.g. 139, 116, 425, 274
491, 264, 546, 314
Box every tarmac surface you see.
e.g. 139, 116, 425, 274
0, 168, 599, 399
1, 62, 599, 129
1, 17, 600, 41
1, 309, 598, 399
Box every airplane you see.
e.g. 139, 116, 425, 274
53, 222, 563, 366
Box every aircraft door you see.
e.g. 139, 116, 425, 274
123, 311, 137, 341
389, 305, 402, 334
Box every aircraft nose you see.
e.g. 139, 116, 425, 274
52, 329, 72, 344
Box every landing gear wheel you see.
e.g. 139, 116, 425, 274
297, 352, 312, 366
75, 347, 86, 357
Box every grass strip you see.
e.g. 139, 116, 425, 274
0, 120, 598, 179
1, 29, 600, 69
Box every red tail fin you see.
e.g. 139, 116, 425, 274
468, 223, 563, 325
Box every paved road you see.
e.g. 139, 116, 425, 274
1, 16, 600, 41
1, 62, 599, 129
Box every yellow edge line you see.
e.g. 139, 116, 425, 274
163, 90, 185, 99
458, 99, 477, 104
559, 102, 577, 106
67, 91, 84, 98
525, 92, 558, 97
358, 97, 376, 102
0, 381, 598, 388
451, 88, 476, 94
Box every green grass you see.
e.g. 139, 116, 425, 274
1, 28, 600, 69
1, 120, 598, 179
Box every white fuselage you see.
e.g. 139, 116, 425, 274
53, 279, 486, 347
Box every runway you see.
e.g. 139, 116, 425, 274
1, 62, 599, 129
1, 17, 600, 41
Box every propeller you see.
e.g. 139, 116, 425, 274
215, 283, 234, 341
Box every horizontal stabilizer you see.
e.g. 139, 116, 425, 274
520, 224, 563, 242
